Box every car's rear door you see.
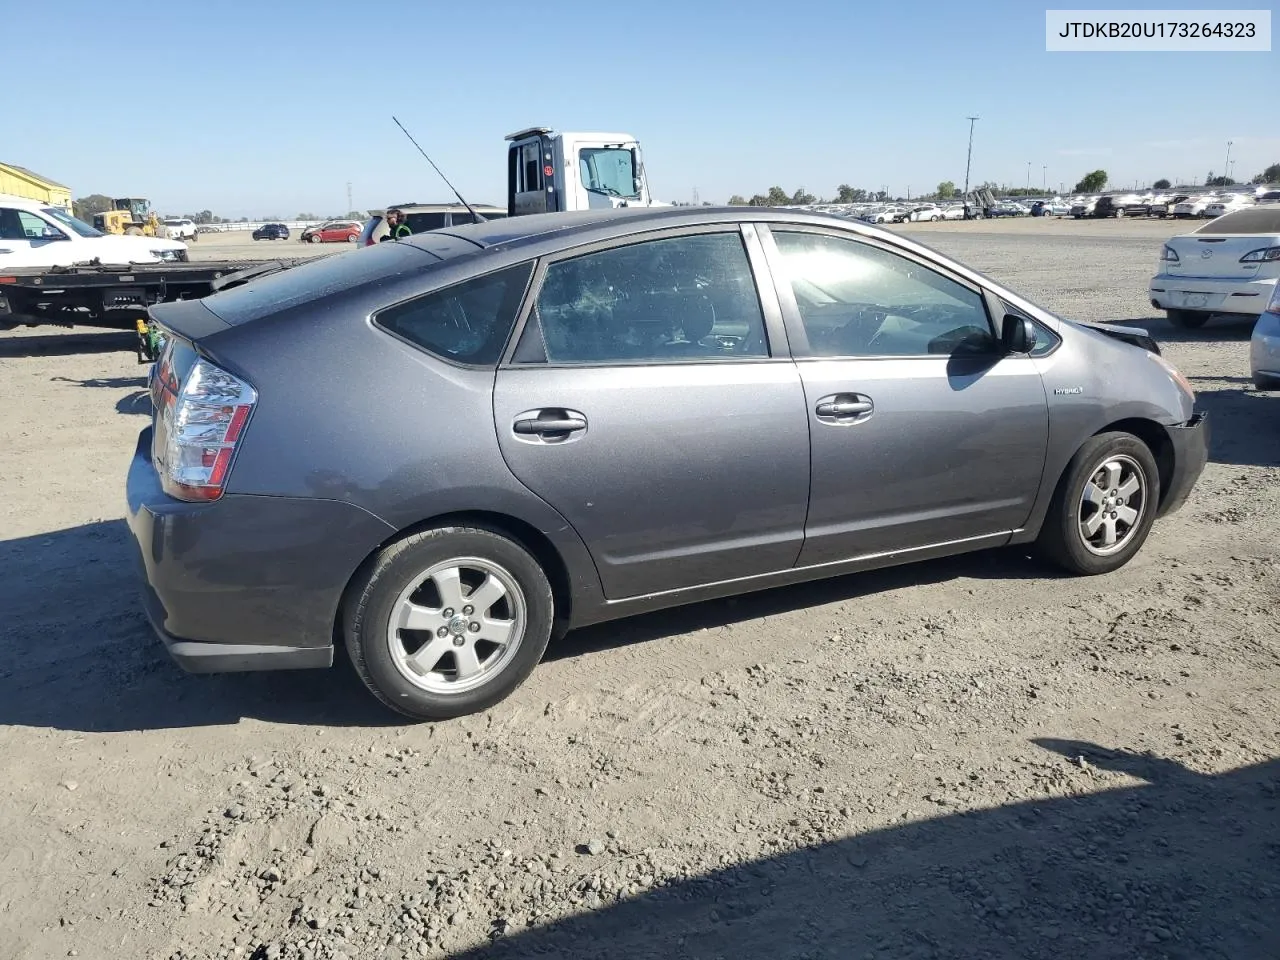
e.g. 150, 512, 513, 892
492, 224, 811, 600
757, 224, 1050, 566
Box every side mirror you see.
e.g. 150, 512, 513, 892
1001, 314, 1037, 354
40, 228, 68, 241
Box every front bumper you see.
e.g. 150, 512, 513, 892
1250, 311, 1280, 381
1149, 274, 1277, 316
126, 428, 395, 674
1157, 413, 1209, 518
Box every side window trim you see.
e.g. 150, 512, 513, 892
500, 224, 783, 368
757, 223, 996, 361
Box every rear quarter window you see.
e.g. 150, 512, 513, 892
373, 261, 534, 366
407, 212, 448, 232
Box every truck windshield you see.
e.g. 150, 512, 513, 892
578, 147, 640, 200
42, 207, 103, 238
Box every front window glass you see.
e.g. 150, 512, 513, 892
772, 231, 994, 357
578, 147, 640, 200
532, 233, 768, 364
41, 207, 102, 238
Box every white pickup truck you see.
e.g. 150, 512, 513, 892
0, 194, 188, 268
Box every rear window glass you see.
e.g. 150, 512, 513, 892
374, 261, 533, 365
406, 212, 447, 232
1194, 207, 1280, 234
199, 240, 437, 326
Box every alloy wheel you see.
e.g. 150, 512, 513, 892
386, 558, 526, 694
1078, 455, 1147, 556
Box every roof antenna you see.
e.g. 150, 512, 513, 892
391, 116, 486, 223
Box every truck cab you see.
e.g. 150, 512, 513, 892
506, 127, 657, 217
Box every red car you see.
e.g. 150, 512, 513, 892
301, 220, 361, 244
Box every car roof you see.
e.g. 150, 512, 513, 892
400, 205, 915, 255
386, 203, 507, 214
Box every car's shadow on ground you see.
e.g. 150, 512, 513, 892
1193, 387, 1279, 468
451, 742, 1279, 960
1107, 314, 1255, 344
0, 329, 135, 357
0, 519, 399, 732
0, 519, 1060, 732
548, 546, 1060, 665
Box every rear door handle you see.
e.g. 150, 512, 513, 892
512, 408, 588, 442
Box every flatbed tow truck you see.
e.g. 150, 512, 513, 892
0, 258, 308, 361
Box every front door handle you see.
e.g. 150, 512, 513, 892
815, 393, 874, 423
816, 399, 873, 418
514, 416, 586, 435
512, 408, 588, 442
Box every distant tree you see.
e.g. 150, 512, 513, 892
1153, 178, 1171, 190
1253, 162, 1280, 184
72, 194, 114, 221
835, 184, 869, 203
936, 180, 957, 200
343, 210, 366, 221
747, 194, 769, 206
727, 194, 747, 205
1207, 176, 1236, 187
873, 190, 889, 202
765, 186, 790, 206
297, 211, 321, 220
1073, 169, 1108, 192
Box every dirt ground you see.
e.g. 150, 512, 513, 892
1, 217, 1276, 960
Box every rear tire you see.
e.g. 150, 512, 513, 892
344, 525, 554, 721
1036, 432, 1161, 576
1167, 309, 1209, 329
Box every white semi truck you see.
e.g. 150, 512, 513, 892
505, 127, 663, 216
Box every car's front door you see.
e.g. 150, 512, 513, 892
759, 226, 1050, 567
493, 226, 811, 600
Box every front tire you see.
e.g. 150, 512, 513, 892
1167, 309, 1209, 329
310, 234, 323, 244
1036, 433, 1160, 575
345, 525, 554, 721
1254, 373, 1280, 391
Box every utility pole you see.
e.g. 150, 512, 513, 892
1224, 141, 1233, 184
692, 186, 700, 205
346, 181, 353, 214
1026, 161, 1031, 190
1042, 165, 1047, 191
962, 116, 979, 202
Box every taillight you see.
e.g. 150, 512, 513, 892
159, 358, 256, 502
1160, 245, 1180, 262
1240, 246, 1280, 263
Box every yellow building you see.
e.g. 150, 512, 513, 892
0, 162, 72, 212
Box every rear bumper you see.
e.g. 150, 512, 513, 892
1158, 413, 1209, 518
126, 427, 395, 673
1149, 274, 1277, 316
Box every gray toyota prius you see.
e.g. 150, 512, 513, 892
127, 207, 1208, 720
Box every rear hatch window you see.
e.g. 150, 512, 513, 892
1193, 207, 1280, 235
195, 241, 438, 326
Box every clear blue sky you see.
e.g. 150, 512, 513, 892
11, 0, 1277, 216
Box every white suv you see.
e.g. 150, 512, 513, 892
163, 218, 199, 241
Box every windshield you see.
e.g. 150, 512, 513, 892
42, 207, 103, 238
578, 147, 640, 199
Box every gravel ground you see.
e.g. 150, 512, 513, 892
0, 217, 1276, 960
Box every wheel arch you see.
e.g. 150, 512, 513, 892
337, 510, 584, 645
1013, 415, 1177, 545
